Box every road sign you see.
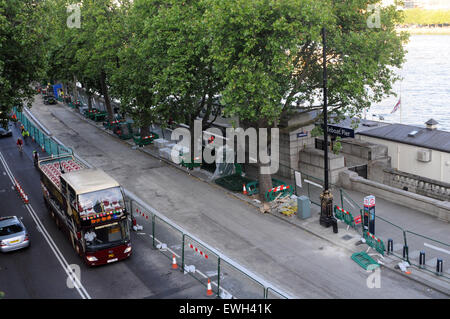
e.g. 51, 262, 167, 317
364, 195, 376, 235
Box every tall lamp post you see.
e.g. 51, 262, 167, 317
319, 27, 336, 230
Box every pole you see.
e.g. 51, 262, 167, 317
322, 27, 329, 191
319, 27, 335, 230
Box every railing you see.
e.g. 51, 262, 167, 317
289, 167, 450, 279
127, 190, 290, 299
13, 107, 73, 157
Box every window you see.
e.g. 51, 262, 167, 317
84, 220, 130, 251
0, 224, 23, 236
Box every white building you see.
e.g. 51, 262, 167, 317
357, 119, 450, 184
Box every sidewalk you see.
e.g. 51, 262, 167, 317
26, 96, 449, 298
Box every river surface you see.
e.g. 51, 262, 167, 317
368, 35, 450, 132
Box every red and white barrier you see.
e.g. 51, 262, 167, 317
14, 179, 29, 204
189, 243, 209, 259
267, 185, 290, 193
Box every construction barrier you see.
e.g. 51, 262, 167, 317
265, 184, 293, 202
334, 205, 360, 229
351, 252, 380, 270
363, 231, 386, 256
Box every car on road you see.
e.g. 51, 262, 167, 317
0, 216, 30, 252
43, 95, 57, 105
0, 127, 12, 138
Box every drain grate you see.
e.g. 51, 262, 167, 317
342, 235, 353, 241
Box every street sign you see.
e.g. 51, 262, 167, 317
326, 124, 355, 138
297, 131, 308, 138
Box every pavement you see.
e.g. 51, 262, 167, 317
23, 95, 450, 298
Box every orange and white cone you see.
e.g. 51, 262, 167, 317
243, 184, 247, 195
206, 279, 213, 296
172, 254, 178, 269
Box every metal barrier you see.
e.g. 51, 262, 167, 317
13, 107, 73, 157
405, 231, 450, 279
128, 194, 288, 299
372, 215, 406, 260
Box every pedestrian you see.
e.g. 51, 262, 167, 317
22, 129, 29, 144
33, 151, 39, 167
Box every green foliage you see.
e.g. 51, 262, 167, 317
332, 137, 342, 155
0, 0, 45, 123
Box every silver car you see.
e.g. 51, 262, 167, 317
0, 216, 30, 252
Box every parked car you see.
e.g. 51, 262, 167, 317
43, 95, 57, 105
0, 216, 30, 252
0, 127, 12, 138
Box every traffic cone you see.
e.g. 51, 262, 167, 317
206, 279, 213, 296
172, 254, 178, 270
243, 184, 247, 195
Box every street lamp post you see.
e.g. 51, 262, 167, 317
319, 27, 336, 230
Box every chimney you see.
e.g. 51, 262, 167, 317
425, 118, 438, 130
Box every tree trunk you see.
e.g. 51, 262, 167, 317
140, 124, 150, 139
87, 94, 93, 111
258, 158, 273, 203
99, 70, 114, 122
73, 76, 78, 102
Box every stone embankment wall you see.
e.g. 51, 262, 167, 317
339, 169, 450, 222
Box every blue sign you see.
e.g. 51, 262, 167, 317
297, 131, 308, 138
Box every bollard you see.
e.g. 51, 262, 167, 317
387, 239, 393, 255
436, 258, 443, 276
332, 218, 338, 234
419, 251, 425, 268
403, 245, 408, 260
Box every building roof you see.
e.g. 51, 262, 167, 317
63, 169, 120, 194
357, 123, 450, 153
329, 117, 390, 133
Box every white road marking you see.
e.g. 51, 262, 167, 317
0, 151, 91, 299
424, 243, 450, 256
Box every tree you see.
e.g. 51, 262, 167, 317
0, 0, 45, 126
110, 0, 161, 138
206, 0, 408, 202
73, 0, 131, 122
144, 0, 224, 161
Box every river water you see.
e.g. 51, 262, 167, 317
367, 35, 450, 132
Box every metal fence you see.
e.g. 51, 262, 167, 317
291, 168, 450, 279
129, 197, 288, 299
13, 107, 73, 157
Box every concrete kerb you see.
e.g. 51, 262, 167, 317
26, 101, 295, 299
43, 100, 450, 297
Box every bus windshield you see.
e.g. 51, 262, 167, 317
84, 220, 130, 251
78, 187, 124, 215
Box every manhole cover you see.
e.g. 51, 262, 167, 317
342, 235, 353, 241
